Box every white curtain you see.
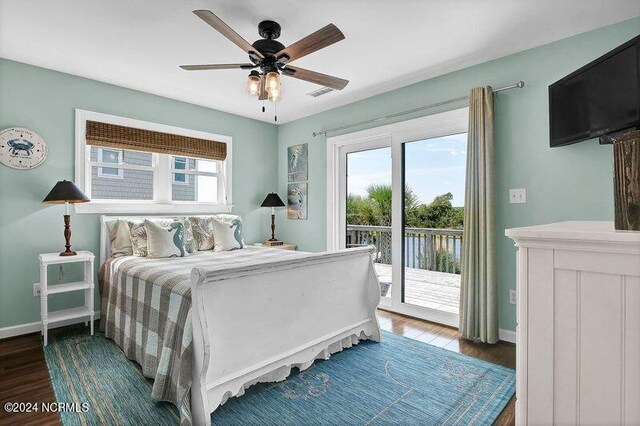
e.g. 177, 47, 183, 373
459, 86, 498, 344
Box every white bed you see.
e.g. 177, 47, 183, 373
99, 215, 382, 425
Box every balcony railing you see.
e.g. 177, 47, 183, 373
346, 225, 464, 274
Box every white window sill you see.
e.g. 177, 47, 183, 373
74, 201, 234, 215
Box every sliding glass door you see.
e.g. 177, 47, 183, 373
328, 108, 468, 326
401, 134, 466, 324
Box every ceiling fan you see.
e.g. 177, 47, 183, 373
180, 10, 349, 121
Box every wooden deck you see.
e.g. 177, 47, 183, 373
374, 263, 460, 314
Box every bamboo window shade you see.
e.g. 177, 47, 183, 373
85, 120, 227, 161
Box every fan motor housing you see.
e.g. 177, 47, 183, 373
252, 39, 285, 57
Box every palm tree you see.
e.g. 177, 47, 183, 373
347, 184, 419, 226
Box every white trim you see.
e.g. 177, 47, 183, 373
326, 108, 469, 327
76, 201, 233, 215
0, 310, 101, 340
169, 169, 218, 177
75, 109, 233, 213
90, 162, 156, 172
499, 328, 516, 344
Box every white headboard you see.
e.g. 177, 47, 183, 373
99, 214, 233, 265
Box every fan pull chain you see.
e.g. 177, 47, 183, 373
262, 100, 265, 113
274, 103, 278, 122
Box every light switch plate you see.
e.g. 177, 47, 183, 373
509, 289, 517, 305
33, 283, 40, 297
509, 188, 526, 204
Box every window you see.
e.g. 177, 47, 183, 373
96, 148, 123, 179
90, 147, 154, 200
75, 110, 232, 214
171, 156, 219, 202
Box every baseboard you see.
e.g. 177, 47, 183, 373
499, 328, 516, 344
0, 311, 101, 340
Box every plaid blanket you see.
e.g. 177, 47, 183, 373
98, 247, 304, 424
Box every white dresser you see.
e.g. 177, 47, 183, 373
506, 221, 640, 425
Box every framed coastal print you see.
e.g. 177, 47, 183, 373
287, 182, 308, 220
287, 143, 308, 182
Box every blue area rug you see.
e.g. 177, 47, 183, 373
44, 326, 514, 425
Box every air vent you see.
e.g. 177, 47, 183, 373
306, 87, 334, 98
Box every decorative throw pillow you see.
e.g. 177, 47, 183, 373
211, 217, 244, 252
128, 220, 148, 257
181, 218, 198, 254
107, 219, 133, 258
128, 218, 175, 257
145, 219, 188, 258
189, 216, 215, 250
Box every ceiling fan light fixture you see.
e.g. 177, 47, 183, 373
265, 71, 281, 95
246, 70, 261, 96
268, 87, 281, 103
183, 10, 349, 112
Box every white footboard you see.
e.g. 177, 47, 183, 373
189, 246, 381, 425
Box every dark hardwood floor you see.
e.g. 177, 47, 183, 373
0, 311, 515, 425
0, 333, 60, 425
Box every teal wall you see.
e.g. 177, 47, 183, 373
0, 58, 278, 329
276, 17, 640, 332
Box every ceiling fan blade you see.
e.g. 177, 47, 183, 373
193, 10, 264, 59
180, 63, 254, 71
276, 24, 344, 63
283, 66, 348, 90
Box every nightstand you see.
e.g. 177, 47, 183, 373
38, 250, 95, 346
254, 243, 297, 251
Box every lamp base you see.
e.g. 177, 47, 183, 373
264, 240, 284, 246
59, 214, 76, 256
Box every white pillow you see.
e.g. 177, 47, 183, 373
107, 219, 133, 258
145, 219, 188, 258
211, 217, 245, 252
128, 217, 196, 257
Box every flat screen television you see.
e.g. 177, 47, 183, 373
549, 35, 640, 147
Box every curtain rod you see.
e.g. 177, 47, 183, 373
312, 80, 525, 137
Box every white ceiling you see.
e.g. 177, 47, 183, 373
1, 1, 639, 124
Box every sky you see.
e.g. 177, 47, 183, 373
346, 133, 467, 207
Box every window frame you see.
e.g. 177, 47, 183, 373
74, 109, 233, 214
96, 148, 124, 179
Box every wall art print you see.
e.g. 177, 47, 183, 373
287, 182, 308, 220
287, 143, 308, 182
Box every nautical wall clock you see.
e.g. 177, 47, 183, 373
0, 127, 48, 169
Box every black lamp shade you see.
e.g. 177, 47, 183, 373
42, 180, 90, 204
261, 192, 285, 208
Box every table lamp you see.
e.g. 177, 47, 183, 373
261, 192, 285, 246
42, 180, 90, 256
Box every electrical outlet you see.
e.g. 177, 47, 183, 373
509, 289, 517, 305
33, 283, 41, 297
509, 188, 526, 204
